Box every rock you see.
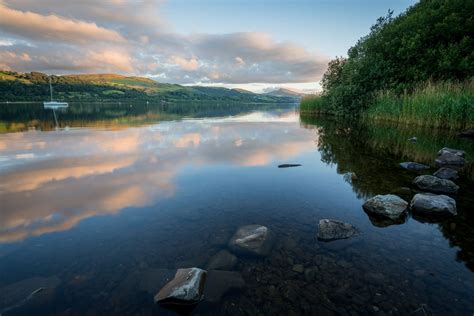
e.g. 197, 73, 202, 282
409, 137, 417, 143
433, 167, 459, 180
437, 147, 465, 157
228, 225, 275, 257
154, 268, 207, 306
410, 193, 457, 217
400, 162, 430, 171
292, 264, 304, 273
0, 276, 61, 314
202, 270, 245, 304
206, 250, 238, 271
458, 129, 474, 139
362, 194, 408, 220
343, 172, 357, 183
413, 175, 459, 194
317, 219, 359, 241
278, 164, 302, 168
435, 152, 466, 166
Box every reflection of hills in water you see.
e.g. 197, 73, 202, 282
300, 115, 474, 271
0, 102, 295, 133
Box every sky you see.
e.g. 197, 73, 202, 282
0, 0, 416, 92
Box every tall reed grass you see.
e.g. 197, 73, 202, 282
299, 95, 329, 114
366, 80, 474, 129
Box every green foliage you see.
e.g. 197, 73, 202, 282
299, 95, 328, 113
304, 0, 474, 125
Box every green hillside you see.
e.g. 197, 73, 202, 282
0, 71, 295, 104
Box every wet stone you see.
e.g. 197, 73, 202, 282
228, 225, 275, 257
317, 219, 360, 241
206, 250, 238, 271
278, 164, 301, 168
433, 167, 459, 180
437, 147, 465, 158
362, 194, 408, 220
413, 175, 459, 194
435, 152, 466, 166
399, 162, 430, 171
154, 267, 207, 306
410, 193, 457, 217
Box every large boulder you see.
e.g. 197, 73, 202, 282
413, 175, 459, 194
437, 147, 465, 157
154, 268, 207, 306
410, 193, 457, 217
362, 194, 408, 220
317, 219, 359, 241
435, 152, 466, 166
433, 167, 459, 180
206, 250, 238, 271
399, 162, 430, 171
228, 225, 275, 257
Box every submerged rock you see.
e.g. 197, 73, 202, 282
228, 225, 275, 257
413, 175, 459, 194
0, 276, 61, 315
362, 194, 408, 220
206, 250, 238, 271
433, 167, 459, 180
410, 193, 457, 217
317, 219, 359, 241
154, 268, 207, 306
437, 147, 465, 157
435, 152, 466, 166
399, 162, 430, 171
409, 137, 417, 143
278, 164, 302, 168
202, 271, 245, 305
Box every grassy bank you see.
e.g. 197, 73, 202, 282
300, 80, 474, 129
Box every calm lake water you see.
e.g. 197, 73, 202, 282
0, 103, 473, 315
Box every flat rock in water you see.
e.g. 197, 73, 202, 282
458, 129, 474, 139
206, 250, 238, 271
433, 167, 459, 180
437, 147, 465, 157
435, 152, 466, 166
278, 164, 302, 168
202, 270, 245, 304
413, 175, 459, 194
410, 193, 457, 217
399, 162, 430, 171
0, 276, 61, 313
362, 194, 408, 220
228, 225, 275, 257
154, 268, 207, 306
317, 219, 359, 241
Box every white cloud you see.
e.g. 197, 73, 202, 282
0, 0, 329, 85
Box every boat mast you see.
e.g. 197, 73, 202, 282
49, 76, 53, 102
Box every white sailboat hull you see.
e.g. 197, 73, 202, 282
44, 101, 68, 109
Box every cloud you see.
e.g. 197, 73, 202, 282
0, 0, 329, 84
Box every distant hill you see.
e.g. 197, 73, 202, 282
264, 88, 306, 99
0, 71, 296, 104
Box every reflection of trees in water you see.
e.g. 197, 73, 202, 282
301, 115, 474, 272
0, 102, 293, 133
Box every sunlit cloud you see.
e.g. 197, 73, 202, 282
0, 0, 329, 86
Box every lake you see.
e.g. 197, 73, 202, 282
0, 103, 473, 315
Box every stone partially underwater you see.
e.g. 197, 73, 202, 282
317, 219, 360, 241
154, 268, 207, 307
228, 225, 275, 257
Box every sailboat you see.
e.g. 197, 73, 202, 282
44, 76, 68, 109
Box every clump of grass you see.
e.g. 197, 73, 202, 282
366, 80, 474, 129
299, 95, 330, 114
